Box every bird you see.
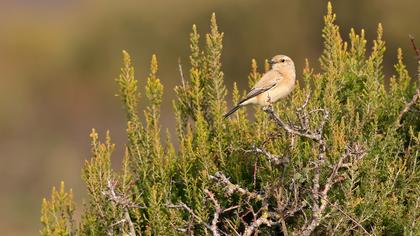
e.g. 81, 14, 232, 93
224, 55, 296, 118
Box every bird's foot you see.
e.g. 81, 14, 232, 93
263, 103, 274, 112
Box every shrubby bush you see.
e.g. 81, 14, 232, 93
41, 3, 419, 235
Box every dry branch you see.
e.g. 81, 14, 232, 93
300, 144, 366, 236
244, 146, 289, 166
204, 189, 222, 236
169, 94, 368, 235
397, 89, 419, 128
409, 35, 420, 61
262, 98, 367, 235
242, 215, 277, 236
210, 172, 264, 200
167, 202, 213, 233
102, 179, 137, 236
178, 57, 186, 88
167, 190, 224, 236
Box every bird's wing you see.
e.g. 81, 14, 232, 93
238, 71, 281, 104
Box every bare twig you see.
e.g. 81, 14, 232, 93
244, 146, 289, 166
102, 179, 138, 236
280, 218, 289, 236
242, 206, 278, 236
301, 145, 366, 236
396, 89, 419, 128
272, 188, 290, 236
296, 92, 312, 112
125, 208, 136, 236
253, 158, 257, 188
264, 106, 320, 140
223, 205, 240, 213
294, 92, 312, 133
328, 200, 373, 235
210, 172, 264, 200
263, 105, 329, 142
204, 189, 222, 236
109, 219, 127, 228
306, 187, 374, 236
409, 35, 420, 61
168, 190, 225, 236
178, 57, 186, 88
409, 196, 420, 235
285, 202, 307, 218
167, 202, 212, 231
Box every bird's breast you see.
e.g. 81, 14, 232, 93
271, 82, 295, 101
255, 79, 295, 106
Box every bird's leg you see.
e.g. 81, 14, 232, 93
267, 92, 272, 104
263, 92, 274, 111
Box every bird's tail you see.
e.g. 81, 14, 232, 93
224, 104, 242, 118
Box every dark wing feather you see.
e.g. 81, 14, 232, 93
238, 84, 276, 105
224, 71, 280, 118
224, 86, 275, 118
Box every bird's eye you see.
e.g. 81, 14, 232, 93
280, 59, 286, 63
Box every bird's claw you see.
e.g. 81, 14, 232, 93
263, 103, 274, 112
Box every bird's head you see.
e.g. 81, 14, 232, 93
269, 55, 295, 76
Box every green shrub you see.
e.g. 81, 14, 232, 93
41, 2, 419, 235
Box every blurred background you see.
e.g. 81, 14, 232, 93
1, 0, 419, 235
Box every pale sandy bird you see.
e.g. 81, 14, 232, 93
224, 55, 296, 118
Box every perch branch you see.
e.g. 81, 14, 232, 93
263, 104, 329, 142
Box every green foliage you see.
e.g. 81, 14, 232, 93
41, 182, 75, 236
41, 3, 419, 235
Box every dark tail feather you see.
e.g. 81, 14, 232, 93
224, 104, 242, 118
